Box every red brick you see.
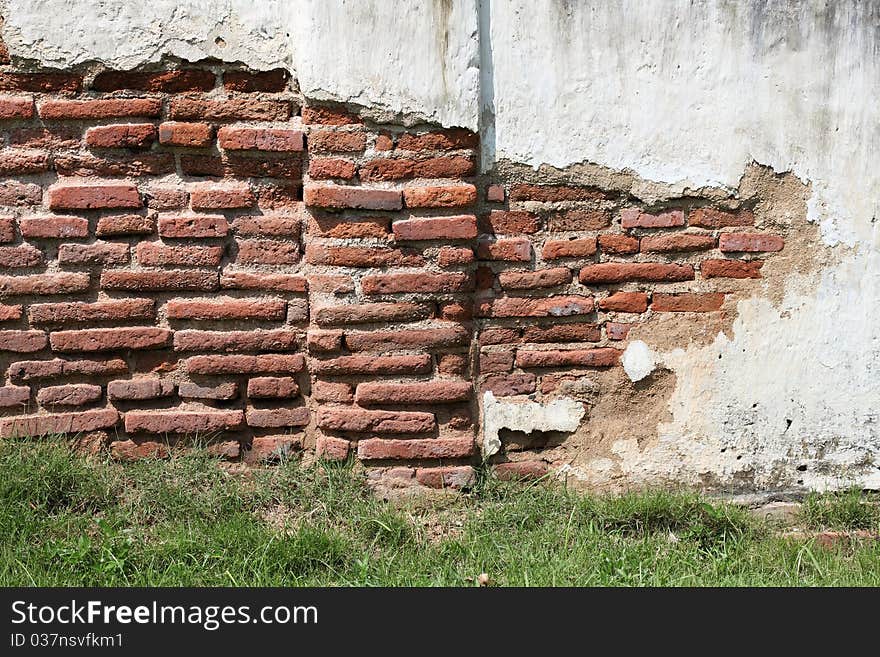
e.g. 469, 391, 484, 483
58, 242, 129, 266
220, 271, 308, 293
167, 297, 286, 321
314, 302, 431, 326
477, 295, 594, 318
19, 215, 88, 239
596, 232, 639, 255
548, 209, 611, 231
186, 353, 305, 375
305, 244, 422, 268
96, 214, 155, 237
308, 157, 356, 180
53, 152, 174, 178
516, 348, 620, 368
0, 330, 47, 352
403, 184, 477, 208
0, 408, 118, 438
497, 268, 572, 290
180, 154, 302, 180
316, 436, 351, 461
480, 327, 520, 345
641, 234, 716, 252
173, 329, 298, 352
0, 216, 13, 243
481, 373, 536, 396
719, 233, 784, 253
542, 237, 597, 259
247, 376, 300, 399
0, 273, 90, 296
158, 121, 213, 147
437, 353, 467, 376
0, 244, 43, 268
312, 381, 354, 403
223, 69, 289, 92
308, 214, 390, 238
360, 156, 473, 181
485, 210, 540, 234
190, 183, 254, 209
0, 385, 29, 407
357, 437, 475, 460
344, 326, 468, 352
110, 440, 169, 460
396, 129, 477, 151
317, 407, 435, 434
438, 246, 474, 267
107, 378, 175, 401
85, 123, 156, 149
440, 301, 471, 321
301, 105, 361, 125
355, 380, 471, 406
477, 237, 531, 262
137, 242, 223, 267
0, 304, 23, 322
91, 69, 215, 92
689, 207, 754, 228
374, 134, 394, 151
361, 272, 471, 294
304, 184, 401, 210
50, 327, 171, 352
621, 208, 685, 228
0, 182, 41, 206
480, 350, 514, 373
309, 354, 431, 376
231, 214, 302, 239
0, 149, 50, 174
36, 383, 101, 407
7, 358, 127, 381
579, 263, 694, 284
8, 125, 80, 149
101, 270, 218, 292
246, 407, 309, 429
236, 239, 299, 265
494, 461, 549, 480
169, 96, 291, 121
48, 184, 140, 210
487, 184, 505, 202
307, 129, 366, 152
701, 259, 763, 279
392, 215, 477, 241
652, 293, 725, 312
306, 329, 342, 353
522, 323, 601, 343
599, 292, 648, 313
159, 214, 229, 238
125, 410, 244, 434
218, 125, 303, 151
40, 98, 161, 119
606, 322, 633, 340
0, 72, 81, 93
178, 381, 239, 400
509, 184, 607, 202
416, 466, 476, 490
0, 95, 34, 119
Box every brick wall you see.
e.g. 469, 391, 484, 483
0, 59, 784, 489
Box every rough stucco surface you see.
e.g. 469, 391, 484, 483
2, 0, 878, 493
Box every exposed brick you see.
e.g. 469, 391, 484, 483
0, 273, 90, 296
220, 271, 308, 293
181, 153, 302, 179
37, 383, 103, 407
0, 408, 118, 439
236, 239, 299, 265
7, 358, 127, 381
0, 244, 43, 268
96, 214, 155, 237
438, 246, 474, 267
344, 325, 469, 352
317, 408, 435, 434
357, 437, 475, 460
606, 322, 633, 341
0, 149, 50, 174
190, 183, 254, 209
166, 297, 287, 321
0, 304, 23, 321
48, 184, 140, 210
179, 381, 239, 400
0, 182, 42, 206
621, 208, 685, 228
304, 184, 401, 210
309, 354, 432, 376
355, 380, 471, 405
305, 273, 355, 293
392, 215, 477, 241
137, 242, 223, 267
223, 69, 289, 92
437, 353, 467, 376
480, 327, 520, 345
396, 129, 478, 151
308, 157, 357, 180
314, 302, 431, 326
316, 436, 351, 460
360, 156, 474, 181
416, 466, 476, 490
159, 214, 229, 238
110, 440, 169, 460
701, 258, 763, 279
86, 123, 156, 149
218, 125, 303, 151
403, 184, 477, 208
0, 385, 29, 407
374, 134, 393, 151
312, 381, 354, 404
107, 378, 175, 401
308, 214, 390, 238
173, 329, 298, 352
579, 263, 694, 284
597, 234, 640, 255
494, 461, 549, 480
480, 350, 514, 373
522, 323, 601, 343
718, 233, 784, 252
246, 407, 309, 428
40, 98, 161, 119
542, 237, 597, 259
169, 96, 291, 121
91, 69, 215, 92
0, 216, 13, 242
509, 184, 607, 202
306, 329, 342, 353
599, 292, 648, 313
481, 373, 536, 396
50, 327, 171, 352
101, 270, 218, 292
301, 105, 362, 125
477, 237, 532, 262
158, 121, 213, 147
652, 293, 725, 312
548, 209, 611, 231
0, 330, 47, 352
689, 207, 754, 228
305, 244, 423, 268
362, 272, 471, 295
641, 233, 716, 252
487, 184, 505, 202
54, 152, 175, 178
186, 353, 305, 375
498, 268, 572, 290
477, 295, 594, 318
516, 348, 620, 368
125, 410, 244, 434
0, 95, 34, 119
58, 243, 129, 268
307, 129, 366, 152
19, 215, 89, 239
485, 210, 540, 234
231, 212, 301, 238
0, 71, 81, 93
247, 376, 300, 398
9, 125, 80, 149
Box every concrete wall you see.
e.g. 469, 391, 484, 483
1, 0, 877, 494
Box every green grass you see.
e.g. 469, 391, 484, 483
1, 439, 878, 586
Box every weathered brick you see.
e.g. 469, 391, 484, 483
579, 263, 694, 284
0, 385, 29, 407
20, 215, 89, 239
439, 301, 471, 321
246, 407, 310, 429
218, 126, 303, 151
652, 293, 725, 312
0, 330, 47, 352
8, 125, 80, 149
392, 215, 477, 241
232, 214, 300, 237
306, 329, 342, 353
598, 292, 649, 313
606, 322, 633, 341
396, 129, 477, 151
109, 440, 169, 460
101, 270, 218, 292
357, 437, 474, 460
494, 461, 549, 480
718, 233, 784, 252
314, 302, 431, 326
416, 466, 476, 490
316, 436, 351, 460
158, 214, 229, 238
0, 95, 34, 119
186, 353, 305, 375
169, 96, 291, 121
173, 329, 298, 352
355, 380, 471, 405
50, 327, 171, 352
620, 208, 685, 228
125, 410, 244, 434
96, 214, 155, 237
307, 129, 366, 152
486, 184, 505, 202
0, 182, 42, 206
481, 373, 536, 396
438, 246, 474, 267
190, 184, 254, 209
480, 327, 520, 345
0, 408, 118, 439
301, 105, 361, 125
437, 353, 467, 376
309, 354, 431, 376
236, 239, 299, 265
137, 242, 223, 267
548, 209, 611, 231
515, 348, 620, 368
0, 244, 43, 268
509, 184, 607, 202
480, 350, 514, 373
178, 381, 239, 400
317, 408, 435, 434
166, 297, 287, 321
308, 157, 357, 180
360, 156, 474, 181
247, 376, 300, 398
0, 304, 23, 321
107, 378, 175, 401
223, 69, 289, 92
48, 184, 140, 210
37, 383, 102, 407
485, 210, 540, 234
40, 98, 161, 120
403, 184, 477, 208
85, 123, 156, 149
53, 152, 174, 178
0, 216, 13, 242
689, 207, 754, 228
305, 244, 423, 268
0, 149, 50, 174
304, 184, 401, 210
58, 242, 129, 266
477, 295, 594, 318
700, 258, 763, 279
477, 237, 531, 262
641, 233, 716, 252
498, 268, 572, 290
220, 271, 308, 292
361, 272, 471, 295
0, 273, 90, 296
91, 69, 215, 93
308, 214, 390, 238
311, 381, 354, 403
344, 325, 469, 352
7, 358, 127, 381
180, 153, 302, 179
158, 121, 213, 147
522, 323, 601, 343
542, 237, 598, 259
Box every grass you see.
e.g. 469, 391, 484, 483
1, 439, 878, 586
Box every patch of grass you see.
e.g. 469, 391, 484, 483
799, 487, 880, 531
1, 440, 878, 586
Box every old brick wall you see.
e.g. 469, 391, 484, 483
0, 54, 785, 489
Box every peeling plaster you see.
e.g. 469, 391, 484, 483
482, 392, 585, 458
622, 341, 657, 384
